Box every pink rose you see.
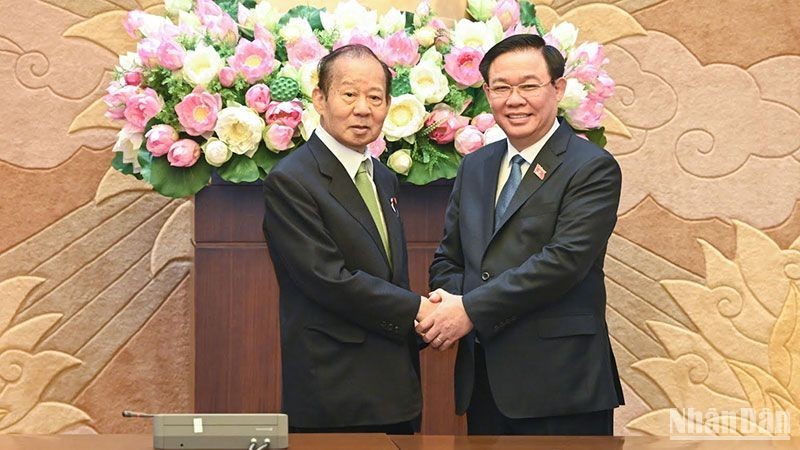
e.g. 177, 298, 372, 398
124, 10, 146, 39
124, 71, 142, 86
174, 87, 222, 136
334, 31, 383, 56
568, 98, 604, 130
287, 35, 329, 68
444, 47, 484, 87
493, 0, 521, 30
227, 38, 277, 83
104, 82, 138, 120
145, 124, 179, 157
167, 139, 201, 167
265, 101, 303, 129
381, 31, 420, 67
425, 104, 469, 144
429, 18, 447, 30
123, 87, 162, 132
157, 39, 186, 70
245, 84, 272, 113
264, 124, 295, 152
219, 67, 236, 87
471, 113, 496, 132
367, 137, 387, 158
454, 125, 484, 155
137, 38, 160, 68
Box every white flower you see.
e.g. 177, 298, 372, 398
559, 78, 588, 110
409, 61, 449, 104
249, 2, 282, 31
379, 8, 405, 37
138, 14, 175, 38
299, 106, 320, 141
214, 105, 266, 157
182, 43, 223, 87
164, 0, 192, 15
387, 149, 413, 175
453, 18, 500, 52
178, 11, 203, 36
117, 52, 141, 72
320, 0, 378, 36
383, 94, 426, 141
113, 127, 144, 173
549, 22, 579, 51
483, 124, 506, 144
280, 17, 315, 44
203, 138, 232, 167
466, 0, 497, 21
420, 46, 443, 66
413, 26, 436, 47
298, 64, 319, 98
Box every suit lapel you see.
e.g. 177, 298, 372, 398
491, 121, 570, 236
373, 168, 403, 277
478, 141, 507, 253
309, 134, 388, 268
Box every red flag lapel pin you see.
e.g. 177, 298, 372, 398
533, 164, 547, 180
390, 196, 398, 214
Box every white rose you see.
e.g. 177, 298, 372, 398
320, 0, 378, 36
298, 64, 319, 98
466, 0, 497, 21
420, 46, 443, 66
382, 94, 426, 142
387, 149, 413, 175
164, 0, 192, 15
214, 105, 266, 157
409, 61, 449, 105
203, 138, 232, 167
113, 127, 144, 173
299, 107, 320, 141
279, 17, 314, 44
182, 43, 223, 87
413, 26, 436, 47
559, 78, 588, 110
453, 19, 499, 52
483, 124, 507, 144
549, 22, 578, 51
379, 8, 405, 37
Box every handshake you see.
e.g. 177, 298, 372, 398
415, 289, 474, 351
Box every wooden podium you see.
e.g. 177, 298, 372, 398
194, 179, 466, 434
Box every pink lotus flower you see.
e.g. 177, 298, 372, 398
157, 39, 186, 70
570, 63, 600, 84
227, 38, 277, 83
265, 101, 303, 129
334, 30, 384, 56
175, 87, 222, 136
123, 87, 163, 132
471, 113, 496, 132
219, 67, 236, 87
454, 125, 484, 155
145, 124, 179, 157
425, 104, 469, 144
245, 84, 272, 113
264, 124, 295, 152
444, 46, 484, 87
569, 42, 607, 68
591, 72, 615, 100
124, 71, 142, 86
367, 136, 387, 158
137, 38, 160, 68
124, 10, 147, 39
567, 98, 604, 130
381, 31, 420, 67
167, 139, 201, 167
104, 82, 139, 120
503, 23, 538, 39
196, 0, 239, 44
287, 35, 329, 68
429, 18, 447, 30
493, 0, 521, 30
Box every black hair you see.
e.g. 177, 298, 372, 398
316, 44, 392, 99
478, 34, 565, 84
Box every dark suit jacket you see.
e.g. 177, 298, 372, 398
262, 132, 422, 428
429, 120, 625, 419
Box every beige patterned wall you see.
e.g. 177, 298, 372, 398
1, 0, 798, 436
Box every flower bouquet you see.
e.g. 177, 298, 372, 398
106, 0, 614, 198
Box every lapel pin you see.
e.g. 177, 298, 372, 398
533, 164, 547, 180
390, 196, 398, 213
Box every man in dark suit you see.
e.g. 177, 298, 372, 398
262, 45, 435, 434
419, 34, 624, 435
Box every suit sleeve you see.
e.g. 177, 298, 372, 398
428, 159, 466, 294
263, 170, 419, 342
462, 154, 622, 339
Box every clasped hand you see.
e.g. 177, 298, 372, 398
415, 289, 473, 351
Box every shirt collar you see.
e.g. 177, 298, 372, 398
315, 126, 371, 180
506, 117, 560, 165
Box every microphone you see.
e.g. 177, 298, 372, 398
122, 410, 155, 418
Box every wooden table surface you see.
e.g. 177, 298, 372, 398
0, 434, 797, 450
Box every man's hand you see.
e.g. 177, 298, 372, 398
416, 289, 473, 351
417, 296, 439, 322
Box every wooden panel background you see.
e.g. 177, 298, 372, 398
194, 180, 465, 434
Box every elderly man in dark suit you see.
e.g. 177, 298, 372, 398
419, 34, 625, 435
262, 45, 435, 434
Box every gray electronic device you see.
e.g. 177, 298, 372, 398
123, 411, 288, 449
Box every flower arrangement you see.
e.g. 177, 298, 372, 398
106, 0, 614, 197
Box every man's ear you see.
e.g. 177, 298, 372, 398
482, 83, 495, 112
553, 77, 567, 102
311, 86, 325, 115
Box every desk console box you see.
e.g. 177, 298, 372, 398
153, 413, 288, 449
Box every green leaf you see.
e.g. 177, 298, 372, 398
404, 148, 461, 185
464, 88, 490, 116
146, 154, 214, 198
252, 145, 291, 176
138, 148, 153, 183
581, 126, 608, 148
519, 1, 538, 28
279, 6, 324, 31
217, 154, 261, 183
391, 68, 412, 97
111, 152, 143, 179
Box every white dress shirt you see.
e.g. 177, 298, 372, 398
495, 118, 560, 204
